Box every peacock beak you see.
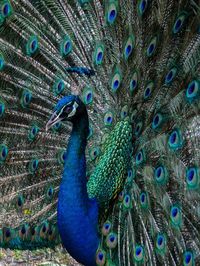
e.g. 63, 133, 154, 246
45, 111, 62, 131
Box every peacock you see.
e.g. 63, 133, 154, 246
0, 0, 200, 265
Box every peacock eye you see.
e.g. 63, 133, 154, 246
64, 106, 72, 113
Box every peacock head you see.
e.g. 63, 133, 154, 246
46, 95, 86, 131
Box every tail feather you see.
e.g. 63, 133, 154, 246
0, 0, 199, 265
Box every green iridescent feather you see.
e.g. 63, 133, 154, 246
87, 120, 132, 203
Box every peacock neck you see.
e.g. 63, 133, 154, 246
57, 110, 99, 266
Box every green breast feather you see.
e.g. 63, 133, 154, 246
87, 120, 132, 203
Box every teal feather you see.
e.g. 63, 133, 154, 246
26, 35, 39, 56
106, 1, 118, 25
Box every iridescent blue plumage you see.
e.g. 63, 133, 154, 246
53, 96, 99, 266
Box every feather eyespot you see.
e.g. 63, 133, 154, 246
124, 35, 134, 60
60, 35, 72, 57
121, 105, 128, 119
140, 192, 148, 209
186, 80, 199, 102
19, 224, 28, 238
165, 67, 177, 85
17, 195, 24, 208
93, 43, 104, 65
127, 169, 134, 184
47, 186, 54, 199
128, 169, 133, 178
118, 191, 124, 202
123, 194, 131, 208
53, 79, 65, 95
111, 76, 120, 91
1, 1, 12, 18
82, 87, 93, 105
104, 111, 114, 126
102, 221, 112, 236
39, 223, 48, 239
90, 147, 100, 160
29, 158, 39, 173
173, 13, 187, 34
155, 234, 167, 254
186, 167, 199, 190
40, 222, 49, 238
134, 245, 145, 262
130, 72, 138, 93
110, 68, 122, 92
146, 37, 157, 57
0, 144, 8, 163
106, 232, 117, 248
26, 36, 38, 56
2, 4, 9, 17
135, 149, 145, 165
96, 249, 106, 266
168, 129, 183, 150
144, 87, 150, 97
144, 81, 154, 99
28, 125, 39, 141
183, 251, 194, 266
21, 226, 26, 235
138, 0, 148, 16
106, 2, 118, 25
170, 205, 182, 227
152, 113, 163, 129
134, 121, 143, 137
21, 90, 32, 108
154, 165, 168, 185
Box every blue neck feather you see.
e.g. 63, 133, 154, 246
57, 110, 99, 266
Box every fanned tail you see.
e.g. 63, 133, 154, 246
0, 1, 199, 265
94, 1, 200, 265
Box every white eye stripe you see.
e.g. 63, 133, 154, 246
68, 101, 78, 118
